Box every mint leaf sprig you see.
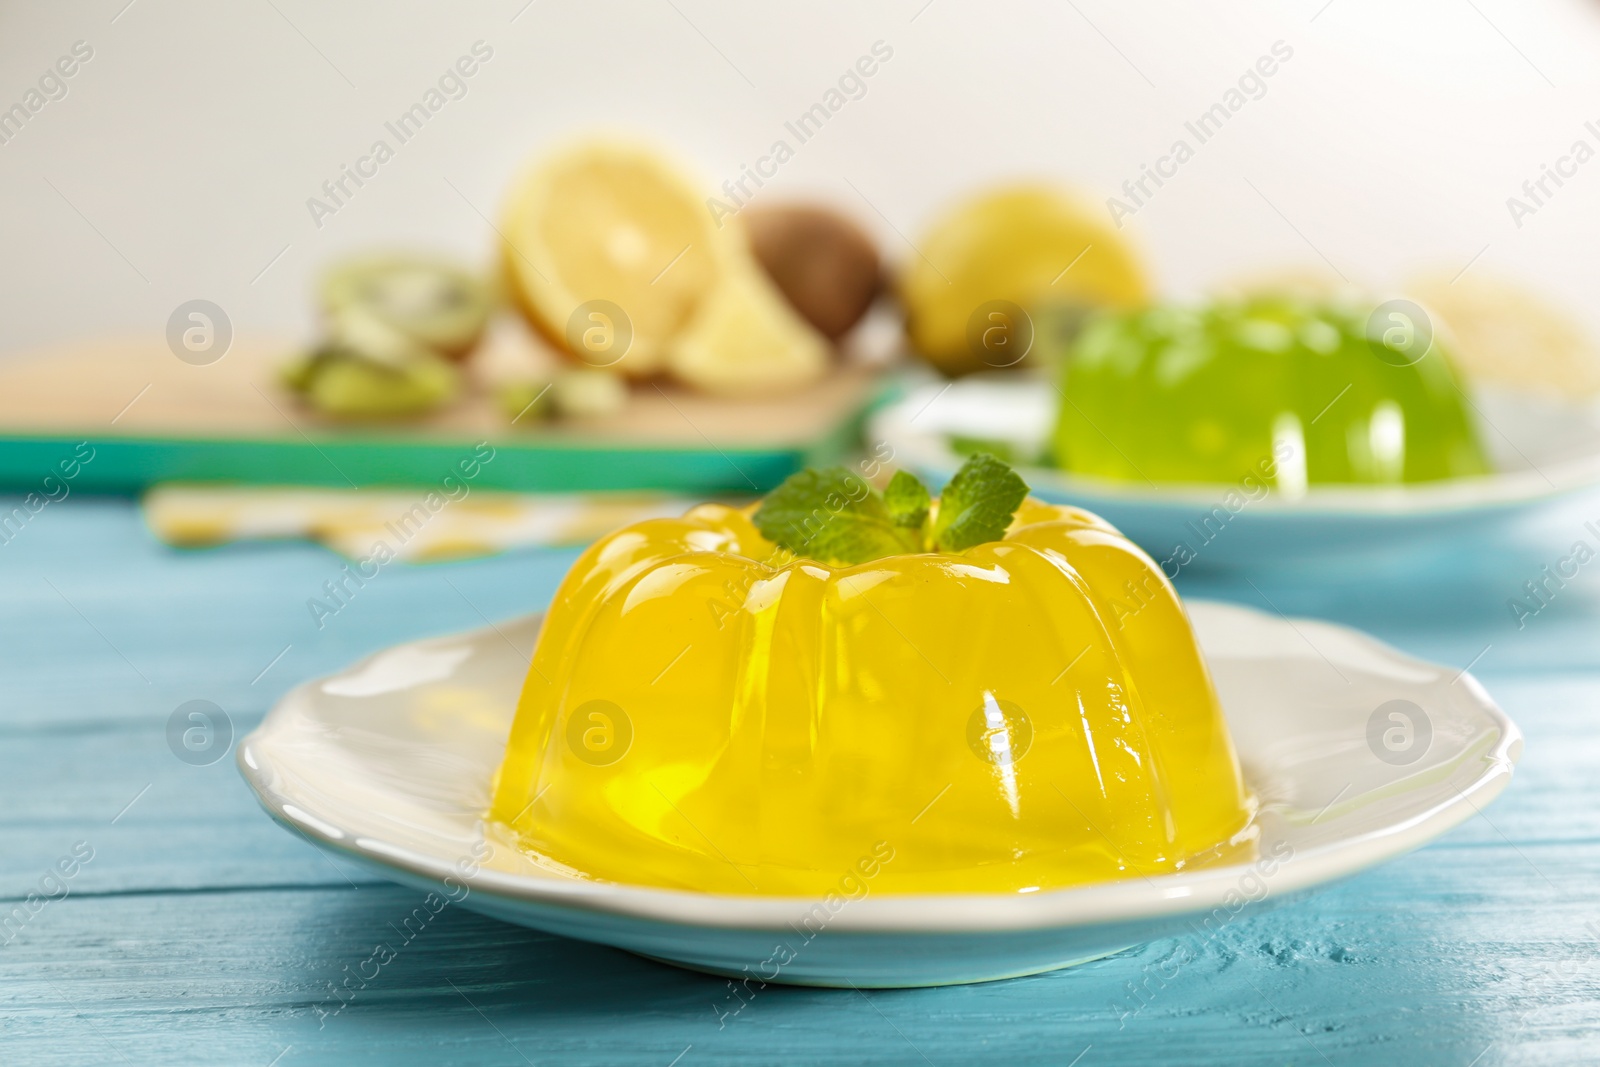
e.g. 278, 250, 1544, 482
752, 453, 1029, 566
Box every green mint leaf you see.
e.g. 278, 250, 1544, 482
948, 434, 1021, 466
883, 469, 931, 528
752, 467, 919, 565
930, 452, 1030, 552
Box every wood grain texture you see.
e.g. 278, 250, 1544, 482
0, 339, 878, 447
2, 497, 1598, 1066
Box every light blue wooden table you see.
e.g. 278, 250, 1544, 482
3, 496, 1598, 1066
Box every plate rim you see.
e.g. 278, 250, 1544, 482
238, 602, 1522, 935
871, 380, 1600, 519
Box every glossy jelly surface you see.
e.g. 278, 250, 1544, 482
1053, 297, 1492, 487
490, 500, 1255, 895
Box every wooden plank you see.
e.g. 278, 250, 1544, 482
2, 845, 1598, 1065
4, 499, 1600, 1064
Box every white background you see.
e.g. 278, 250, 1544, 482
1, 0, 1597, 359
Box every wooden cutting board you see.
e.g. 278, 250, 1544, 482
0, 338, 884, 494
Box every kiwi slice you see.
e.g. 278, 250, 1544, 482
324, 305, 435, 368
300, 349, 461, 419
497, 378, 554, 423
279, 351, 323, 393
321, 255, 492, 358
496, 369, 629, 424
550, 368, 626, 419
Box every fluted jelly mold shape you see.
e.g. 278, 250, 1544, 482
490, 498, 1256, 895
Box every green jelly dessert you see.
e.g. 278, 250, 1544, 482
1052, 296, 1492, 488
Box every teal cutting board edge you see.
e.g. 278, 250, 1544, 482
0, 433, 810, 495
0, 375, 899, 495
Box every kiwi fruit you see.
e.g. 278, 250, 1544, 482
497, 369, 628, 424
301, 350, 460, 419
320, 255, 492, 359
743, 205, 880, 341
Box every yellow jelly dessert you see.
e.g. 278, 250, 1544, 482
490, 456, 1255, 895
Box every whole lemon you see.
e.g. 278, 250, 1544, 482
899, 186, 1148, 376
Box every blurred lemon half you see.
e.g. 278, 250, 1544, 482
500, 140, 735, 377
899, 186, 1149, 375
667, 265, 829, 396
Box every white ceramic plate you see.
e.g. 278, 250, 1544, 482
871, 375, 1600, 576
238, 602, 1519, 988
